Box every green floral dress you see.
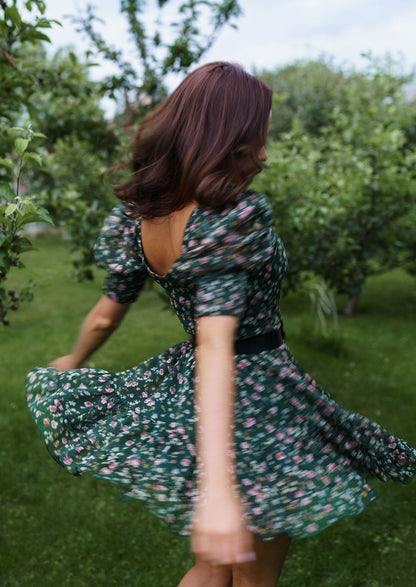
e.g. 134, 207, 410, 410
26, 191, 416, 540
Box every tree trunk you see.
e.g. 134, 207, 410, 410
341, 290, 361, 316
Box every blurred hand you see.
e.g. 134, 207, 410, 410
192, 490, 255, 566
49, 354, 80, 371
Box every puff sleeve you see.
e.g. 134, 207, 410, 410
94, 203, 148, 304
183, 192, 275, 319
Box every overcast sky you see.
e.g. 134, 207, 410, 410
44, 0, 416, 86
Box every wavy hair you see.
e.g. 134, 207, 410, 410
114, 62, 272, 218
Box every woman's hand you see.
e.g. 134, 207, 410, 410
49, 354, 80, 371
192, 489, 255, 566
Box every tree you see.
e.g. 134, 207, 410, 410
257, 59, 347, 139
0, 0, 56, 325
255, 59, 416, 314
25, 46, 121, 281
75, 0, 242, 119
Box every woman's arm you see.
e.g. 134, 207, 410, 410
49, 295, 130, 370
192, 315, 255, 565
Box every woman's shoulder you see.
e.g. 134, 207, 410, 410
94, 202, 145, 275
179, 191, 274, 275
194, 190, 273, 236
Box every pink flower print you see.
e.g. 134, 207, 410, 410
326, 463, 337, 472
295, 490, 305, 498
305, 453, 314, 463
101, 395, 108, 404
109, 421, 117, 428
252, 507, 263, 516
294, 415, 303, 424
63, 456, 73, 465
145, 370, 151, 377
265, 423, 275, 433
304, 471, 316, 479
306, 523, 319, 533
156, 494, 167, 501
109, 263, 123, 272
268, 406, 278, 415
240, 441, 250, 450
301, 497, 312, 506
169, 386, 175, 393
275, 452, 286, 460
43, 417, 50, 425
181, 458, 191, 466
99, 467, 112, 475
51, 420, 58, 429
241, 397, 250, 406
126, 440, 134, 446
324, 505, 334, 513
243, 417, 256, 428
35, 410, 41, 418
84, 401, 93, 407
293, 455, 303, 464
244, 376, 254, 385
63, 383, 71, 390
251, 392, 261, 401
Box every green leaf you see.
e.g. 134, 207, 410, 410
5, 203, 19, 217
15, 138, 29, 158
23, 152, 43, 167
17, 207, 54, 227
5, 6, 23, 27
0, 183, 15, 201
0, 158, 15, 170
11, 236, 34, 254
0, 233, 6, 248
23, 29, 51, 43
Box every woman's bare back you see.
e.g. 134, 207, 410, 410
140, 202, 197, 276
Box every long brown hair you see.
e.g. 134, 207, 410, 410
115, 62, 272, 218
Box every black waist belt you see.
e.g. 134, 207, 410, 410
190, 328, 284, 354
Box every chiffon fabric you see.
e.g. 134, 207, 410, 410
26, 191, 416, 540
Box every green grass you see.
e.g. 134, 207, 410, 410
1, 238, 416, 586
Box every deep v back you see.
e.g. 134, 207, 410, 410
140, 203, 197, 277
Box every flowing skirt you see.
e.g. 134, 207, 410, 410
26, 341, 416, 540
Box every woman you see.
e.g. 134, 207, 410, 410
26, 62, 416, 587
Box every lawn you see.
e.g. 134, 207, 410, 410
1, 237, 415, 586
